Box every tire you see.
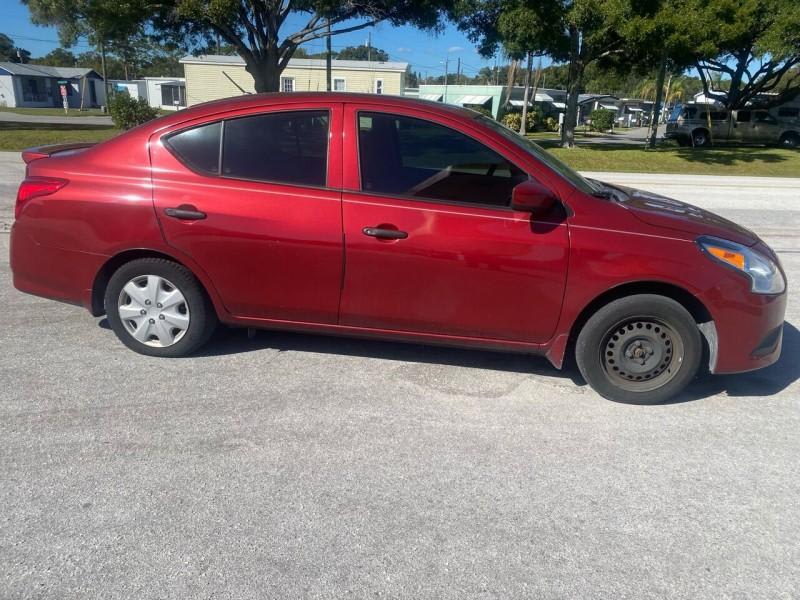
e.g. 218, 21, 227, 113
691, 129, 710, 148
779, 132, 799, 148
104, 258, 217, 357
575, 295, 702, 404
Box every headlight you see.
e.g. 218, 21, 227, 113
697, 236, 785, 294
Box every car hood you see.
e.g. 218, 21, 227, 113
613, 185, 758, 246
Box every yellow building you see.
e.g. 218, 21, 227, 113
180, 54, 408, 106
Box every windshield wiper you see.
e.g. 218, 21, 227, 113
591, 188, 615, 199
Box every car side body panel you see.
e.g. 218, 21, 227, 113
9, 92, 787, 378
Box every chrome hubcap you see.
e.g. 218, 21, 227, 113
117, 275, 189, 347
602, 319, 684, 392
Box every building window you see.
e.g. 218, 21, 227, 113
333, 78, 346, 92
160, 84, 186, 107
374, 79, 383, 95
281, 77, 295, 93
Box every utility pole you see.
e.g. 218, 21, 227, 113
326, 19, 332, 92
443, 57, 449, 103
456, 57, 461, 86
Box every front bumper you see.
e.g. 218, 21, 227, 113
698, 266, 787, 374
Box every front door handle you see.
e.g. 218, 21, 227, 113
362, 227, 408, 240
164, 204, 206, 220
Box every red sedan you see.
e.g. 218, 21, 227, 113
10, 93, 787, 403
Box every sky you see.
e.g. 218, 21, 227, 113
2, 0, 504, 78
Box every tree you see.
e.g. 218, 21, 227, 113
25, 0, 449, 93
337, 45, 390, 62
31, 47, 77, 67
690, 0, 800, 110
454, 0, 632, 147
0, 33, 31, 63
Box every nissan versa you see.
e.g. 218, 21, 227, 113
10, 93, 787, 403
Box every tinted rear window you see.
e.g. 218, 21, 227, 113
165, 122, 221, 174
222, 111, 329, 187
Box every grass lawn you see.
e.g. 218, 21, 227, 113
541, 143, 800, 178
0, 106, 107, 117
0, 122, 120, 152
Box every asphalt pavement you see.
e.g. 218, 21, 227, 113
1, 152, 799, 598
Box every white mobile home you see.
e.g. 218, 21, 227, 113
0, 62, 105, 109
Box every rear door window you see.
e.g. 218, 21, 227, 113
222, 111, 329, 187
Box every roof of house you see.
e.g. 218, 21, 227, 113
180, 54, 408, 72
0, 62, 101, 79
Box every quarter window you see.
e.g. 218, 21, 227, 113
357, 112, 526, 207
164, 121, 222, 174
222, 111, 329, 187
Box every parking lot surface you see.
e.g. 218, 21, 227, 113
1, 153, 799, 598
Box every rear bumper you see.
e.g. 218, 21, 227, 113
10, 223, 106, 312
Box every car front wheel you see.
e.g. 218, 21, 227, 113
575, 295, 702, 404
104, 258, 217, 357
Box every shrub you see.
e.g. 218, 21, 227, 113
108, 93, 160, 130
544, 116, 559, 132
590, 108, 616, 132
501, 110, 536, 132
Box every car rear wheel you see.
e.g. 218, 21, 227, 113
575, 295, 702, 404
104, 258, 217, 357
691, 129, 710, 148
779, 132, 799, 148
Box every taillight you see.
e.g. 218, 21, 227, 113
15, 177, 68, 219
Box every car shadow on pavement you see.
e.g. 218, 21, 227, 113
193, 324, 586, 385
98, 319, 798, 402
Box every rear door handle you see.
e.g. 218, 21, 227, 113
362, 227, 408, 240
164, 204, 206, 220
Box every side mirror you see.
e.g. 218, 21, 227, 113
511, 180, 558, 213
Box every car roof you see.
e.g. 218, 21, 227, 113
149, 92, 480, 132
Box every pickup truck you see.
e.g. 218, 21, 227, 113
665, 104, 800, 148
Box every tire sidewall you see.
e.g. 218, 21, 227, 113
104, 258, 215, 357
576, 295, 702, 404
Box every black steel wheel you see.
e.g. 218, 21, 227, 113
576, 295, 703, 404
601, 318, 683, 392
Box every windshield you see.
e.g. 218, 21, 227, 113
477, 115, 599, 195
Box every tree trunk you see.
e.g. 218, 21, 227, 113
502, 59, 518, 109
519, 52, 533, 135
99, 41, 110, 107
561, 26, 582, 148
247, 58, 283, 93
530, 56, 542, 125
647, 50, 667, 149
